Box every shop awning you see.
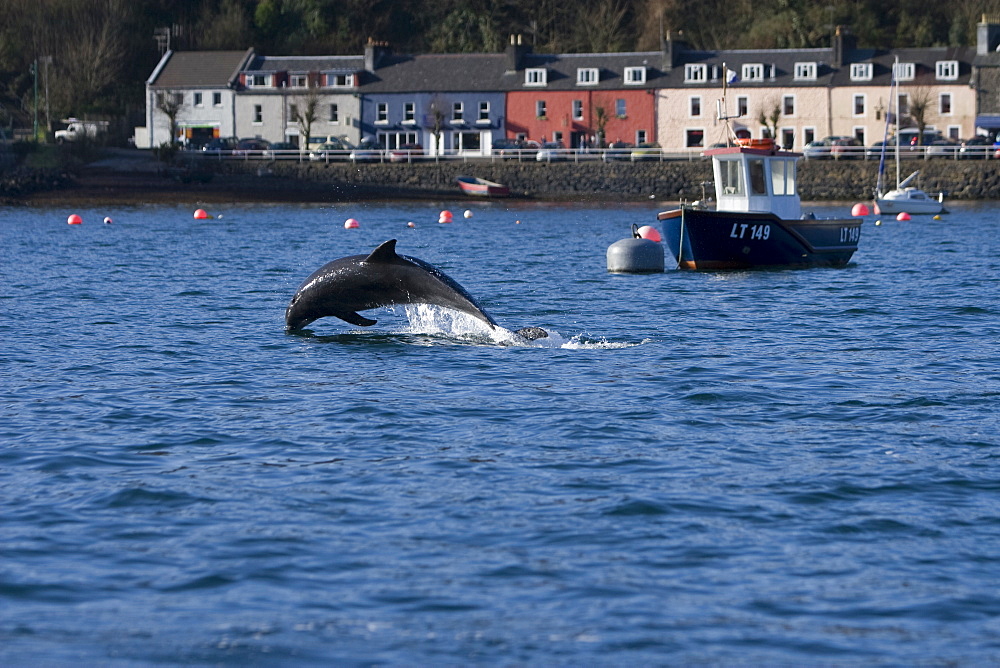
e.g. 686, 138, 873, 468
975, 114, 1000, 129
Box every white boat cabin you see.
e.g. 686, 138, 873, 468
705, 140, 802, 220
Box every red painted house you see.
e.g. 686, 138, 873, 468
501, 39, 668, 148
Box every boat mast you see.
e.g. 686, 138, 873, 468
893, 56, 900, 189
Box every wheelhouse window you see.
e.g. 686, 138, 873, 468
624, 66, 646, 85
719, 159, 743, 193
684, 63, 707, 83
525, 68, 547, 86
577, 68, 598, 85
770, 158, 796, 196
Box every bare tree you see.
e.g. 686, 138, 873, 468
156, 91, 183, 146
906, 86, 934, 144
756, 96, 781, 139
292, 84, 322, 151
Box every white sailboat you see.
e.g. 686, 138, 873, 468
874, 57, 946, 216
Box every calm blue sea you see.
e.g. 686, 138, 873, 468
2, 198, 1000, 666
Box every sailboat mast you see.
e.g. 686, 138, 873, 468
894, 56, 900, 188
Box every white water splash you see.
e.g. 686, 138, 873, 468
398, 304, 643, 349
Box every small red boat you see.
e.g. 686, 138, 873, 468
456, 175, 510, 197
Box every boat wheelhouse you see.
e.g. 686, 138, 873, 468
657, 138, 862, 270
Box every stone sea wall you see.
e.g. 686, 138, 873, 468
219, 156, 1000, 202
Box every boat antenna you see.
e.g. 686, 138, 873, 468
717, 62, 743, 145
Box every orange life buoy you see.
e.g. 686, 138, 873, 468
737, 138, 776, 149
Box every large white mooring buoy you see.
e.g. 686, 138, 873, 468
606, 224, 665, 273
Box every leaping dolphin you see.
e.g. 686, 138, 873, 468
285, 239, 547, 340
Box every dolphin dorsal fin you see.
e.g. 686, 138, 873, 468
365, 239, 399, 263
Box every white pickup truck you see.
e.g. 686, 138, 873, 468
55, 119, 109, 144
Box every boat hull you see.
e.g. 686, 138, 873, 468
456, 176, 510, 197
657, 207, 861, 270
875, 189, 944, 215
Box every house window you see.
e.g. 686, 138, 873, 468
452, 101, 464, 122
690, 96, 701, 117
624, 66, 646, 85
172, 92, 183, 105
525, 68, 547, 86
376, 102, 388, 123
853, 94, 865, 116
894, 62, 915, 81
478, 101, 490, 122
329, 104, 339, 123
780, 128, 795, 150
737, 96, 748, 116
854, 127, 866, 144
948, 125, 960, 139
936, 60, 959, 81
289, 104, 298, 121
783, 95, 795, 116
552, 131, 563, 143
290, 74, 308, 87
851, 63, 872, 81
899, 93, 910, 116
742, 63, 764, 81
685, 129, 704, 148
253, 105, 262, 123
684, 63, 707, 83
213, 92, 222, 106
803, 127, 816, 144
636, 130, 647, 144
404, 102, 415, 123
940, 93, 952, 114
247, 73, 269, 87
536, 100, 547, 118
326, 73, 353, 87
572, 99, 583, 121
193, 92, 203, 107
577, 68, 599, 85
616, 99, 626, 118
794, 62, 817, 80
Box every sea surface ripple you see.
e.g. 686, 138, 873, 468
2, 200, 1000, 666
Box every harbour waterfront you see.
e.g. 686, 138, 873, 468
2, 200, 1000, 665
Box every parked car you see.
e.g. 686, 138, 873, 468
309, 138, 352, 161
630, 142, 662, 161
959, 135, 993, 159
349, 136, 385, 162
492, 138, 523, 159
535, 141, 566, 162
232, 138, 271, 157
201, 137, 238, 155
803, 136, 850, 159
602, 141, 634, 162
926, 138, 961, 159
830, 137, 863, 160
389, 144, 423, 163
266, 141, 298, 159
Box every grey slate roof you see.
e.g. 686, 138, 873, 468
149, 49, 253, 88
245, 54, 364, 74
360, 53, 510, 92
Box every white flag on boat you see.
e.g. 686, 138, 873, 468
725, 68, 740, 84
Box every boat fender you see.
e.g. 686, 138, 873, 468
607, 232, 664, 274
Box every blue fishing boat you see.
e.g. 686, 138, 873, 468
657, 137, 862, 270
